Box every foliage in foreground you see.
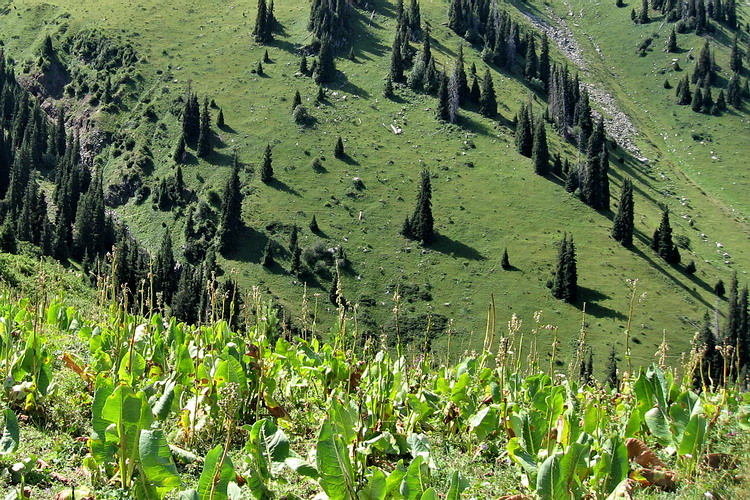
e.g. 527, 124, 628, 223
0, 292, 748, 499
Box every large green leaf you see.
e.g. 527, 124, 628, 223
419, 488, 438, 500
445, 470, 468, 500
357, 468, 386, 500
559, 442, 590, 492
152, 379, 177, 422
507, 437, 538, 475
316, 421, 356, 500
644, 407, 672, 446
468, 407, 498, 442
678, 414, 707, 458
384, 460, 407, 497
596, 436, 629, 496
537, 455, 568, 500
400, 455, 426, 500
139, 428, 181, 498
0, 409, 19, 455
197, 445, 235, 500
247, 418, 291, 479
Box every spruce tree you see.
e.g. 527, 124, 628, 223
217, 157, 243, 254
292, 90, 302, 112
173, 133, 186, 163
666, 28, 677, 52
686, 260, 696, 274
725, 272, 741, 353
552, 234, 577, 303
314, 35, 336, 84
694, 312, 720, 388
334, 136, 344, 158
515, 104, 533, 157
310, 214, 319, 232
532, 117, 549, 175
390, 31, 405, 83
436, 72, 450, 121
612, 178, 634, 246
652, 209, 680, 264
638, 0, 650, 23
715, 279, 726, 297
260, 144, 273, 183
196, 98, 212, 158
695, 40, 713, 84
384, 75, 394, 98
730, 35, 742, 73
468, 75, 480, 104
216, 108, 225, 128
606, 346, 619, 389
539, 33, 551, 91
299, 55, 309, 75
479, 69, 497, 117
0, 219, 17, 254
262, 240, 274, 267
407, 170, 434, 244
525, 36, 538, 80
154, 229, 176, 305
253, 0, 273, 43
452, 45, 469, 104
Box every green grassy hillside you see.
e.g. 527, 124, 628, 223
0, 0, 748, 373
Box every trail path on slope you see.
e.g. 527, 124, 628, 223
521, 5, 644, 159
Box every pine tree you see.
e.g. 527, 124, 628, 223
196, 98, 212, 157
715, 279, 726, 297
725, 272, 741, 354
652, 209, 680, 264
552, 234, 577, 303
216, 108, 225, 128
666, 28, 677, 52
260, 144, 273, 183
310, 214, 319, 232
384, 75, 394, 98
262, 240, 274, 267
501, 248, 510, 270
408, 0, 421, 32
525, 36, 538, 80
253, 0, 273, 43
612, 178, 634, 246
173, 133, 186, 163
532, 117, 549, 175
606, 346, 619, 389
694, 312, 720, 389
468, 75, 481, 104
406, 170, 434, 244
730, 35, 742, 73
73, 172, 107, 259
638, 0, 650, 23
314, 35, 336, 84
686, 260, 697, 274
515, 104, 533, 157
479, 69, 496, 117
334, 136, 344, 158
695, 40, 713, 84
436, 72, 450, 121
452, 45, 469, 104
182, 89, 200, 145
390, 31, 405, 83
217, 156, 243, 254
539, 33, 551, 91
677, 75, 692, 105
0, 218, 17, 254
154, 229, 176, 305
691, 87, 704, 112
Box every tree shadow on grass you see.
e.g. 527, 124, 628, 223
268, 178, 301, 196
578, 286, 627, 321
224, 226, 267, 264
429, 233, 485, 261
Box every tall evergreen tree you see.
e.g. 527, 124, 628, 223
436, 72, 450, 121
154, 228, 176, 305
452, 45, 469, 104
404, 170, 435, 244
532, 117, 549, 175
515, 103, 533, 157
314, 35, 336, 84
390, 31, 405, 83
253, 0, 273, 43
173, 132, 186, 163
182, 89, 200, 145
552, 234, 577, 303
196, 98, 212, 157
652, 208, 680, 263
172, 264, 201, 324
262, 239, 274, 267
612, 178, 634, 246
729, 35, 742, 73
334, 136, 345, 158
479, 69, 497, 117
73, 172, 107, 259
217, 156, 243, 254
539, 33, 551, 91
694, 312, 720, 389
260, 144, 273, 183
666, 28, 677, 52
606, 345, 619, 388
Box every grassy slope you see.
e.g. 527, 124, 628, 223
0, 0, 747, 372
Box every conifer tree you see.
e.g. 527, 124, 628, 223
606, 346, 619, 388
154, 229, 176, 305
216, 108, 225, 128
292, 90, 302, 112
73, 172, 107, 259
452, 45, 469, 104
715, 279, 726, 297
182, 89, 200, 145
291, 246, 302, 275
479, 69, 496, 117
262, 240, 274, 267
539, 33, 551, 91
692, 87, 704, 112
314, 35, 336, 84
196, 98, 212, 158
0, 219, 17, 254
408, 0, 421, 33
261, 144, 273, 183
253, 0, 273, 43
694, 312, 720, 389
390, 31, 405, 83
172, 265, 200, 324
532, 117, 549, 175
738, 286, 749, 370
406, 170, 434, 244
173, 133, 186, 163
217, 156, 242, 254
638, 0, 649, 23
666, 28, 678, 52
695, 40, 713, 84
525, 36, 538, 81
730, 35, 742, 73
310, 214, 319, 232
686, 260, 697, 274
334, 136, 344, 158
652, 209, 680, 264
515, 104, 533, 157
468, 75, 480, 104
612, 178, 634, 246
384, 75, 394, 98
552, 234, 577, 303
725, 272, 741, 354
436, 72, 450, 121
299, 55, 309, 75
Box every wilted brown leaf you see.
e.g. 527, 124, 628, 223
607, 478, 637, 499
703, 453, 738, 470
637, 469, 677, 491
626, 438, 666, 469
267, 404, 290, 420
497, 495, 533, 500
